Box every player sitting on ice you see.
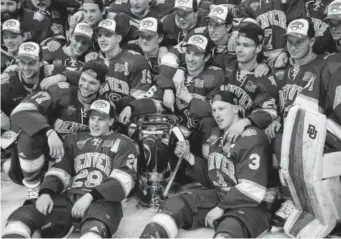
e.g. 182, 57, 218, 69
140, 91, 273, 238
2, 99, 138, 239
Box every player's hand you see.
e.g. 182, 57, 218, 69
255, 63, 270, 78
69, 11, 84, 29
265, 120, 281, 139
163, 89, 175, 112
36, 194, 54, 216
225, 118, 251, 143
205, 206, 224, 228
40, 74, 67, 90
4, 64, 19, 73
47, 130, 64, 158
176, 85, 193, 104
1, 111, 10, 131
119, 106, 132, 125
85, 52, 99, 62
274, 52, 289, 68
46, 40, 61, 52
72, 193, 93, 219
227, 31, 238, 52
174, 140, 191, 161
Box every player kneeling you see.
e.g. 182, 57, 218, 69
140, 91, 273, 238
2, 100, 138, 239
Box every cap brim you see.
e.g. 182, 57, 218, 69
283, 32, 308, 39
324, 15, 341, 22
2, 29, 21, 34
174, 6, 193, 12
183, 44, 205, 53
94, 26, 116, 34
205, 15, 226, 24
73, 33, 92, 42
137, 29, 158, 35
88, 109, 110, 117
17, 54, 39, 61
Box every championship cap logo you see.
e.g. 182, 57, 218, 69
97, 19, 117, 33
285, 19, 309, 39
185, 35, 208, 52
18, 42, 40, 59
139, 17, 158, 33
325, 0, 341, 21
175, 0, 193, 10
207, 5, 228, 23
74, 23, 93, 40
90, 100, 111, 116
2, 19, 21, 33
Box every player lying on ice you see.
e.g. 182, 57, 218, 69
2, 99, 138, 239
140, 90, 275, 238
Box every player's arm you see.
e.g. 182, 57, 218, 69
218, 132, 269, 210
247, 80, 278, 129
185, 153, 214, 187
91, 136, 138, 202
39, 134, 76, 196
1, 72, 14, 117
10, 83, 68, 137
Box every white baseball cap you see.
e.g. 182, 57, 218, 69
174, 0, 197, 12
73, 23, 93, 41
17, 42, 40, 60
184, 34, 208, 53
88, 100, 113, 117
2, 19, 21, 34
284, 19, 311, 39
325, 0, 341, 21
206, 5, 230, 24
138, 17, 160, 35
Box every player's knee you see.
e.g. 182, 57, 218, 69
158, 196, 186, 224
141, 213, 178, 238
215, 217, 250, 238
80, 219, 109, 239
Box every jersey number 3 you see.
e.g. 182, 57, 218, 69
249, 154, 260, 170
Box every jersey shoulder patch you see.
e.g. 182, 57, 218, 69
194, 26, 207, 34
241, 128, 257, 138
57, 82, 70, 89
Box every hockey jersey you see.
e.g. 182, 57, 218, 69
1, 68, 45, 116
42, 131, 138, 202
98, 49, 153, 112
10, 83, 93, 138
186, 126, 270, 210
273, 55, 325, 119
42, 46, 86, 75
239, 0, 305, 52
220, 64, 277, 129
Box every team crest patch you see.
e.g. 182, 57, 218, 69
245, 81, 256, 93
250, 2, 260, 11
302, 72, 315, 82
275, 70, 285, 81
102, 140, 115, 148
67, 105, 76, 116
76, 139, 88, 149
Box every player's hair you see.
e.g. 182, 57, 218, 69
82, 0, 105, 12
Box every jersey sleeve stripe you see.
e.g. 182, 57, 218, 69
19, 155, 44, 173
11, 103, 38, 116
235, 179, 267, 203
110, 169, 135, 197
160, 53, 179, 68
130, 89, 147, 99
45, 168, 71, 189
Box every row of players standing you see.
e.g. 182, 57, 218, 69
1, 0, 341, 238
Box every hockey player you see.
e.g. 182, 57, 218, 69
264, 18, 325, 228
8, 60, 108, 198
323, 0, 341, 53
1, 19, 24, 73
2, 99, 138, 239
201, 23, 277, 149
1, 0, 55, 43
42, 22, 94, 76
94, 18, 153, 113
140, 90, 272, 238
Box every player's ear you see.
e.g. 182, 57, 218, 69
109, 117, 115, 126
158, 34, 164, 44
116, 34, 122, 44
309, 37, 315, 48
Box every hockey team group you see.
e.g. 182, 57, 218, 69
1, 0, 341, 238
